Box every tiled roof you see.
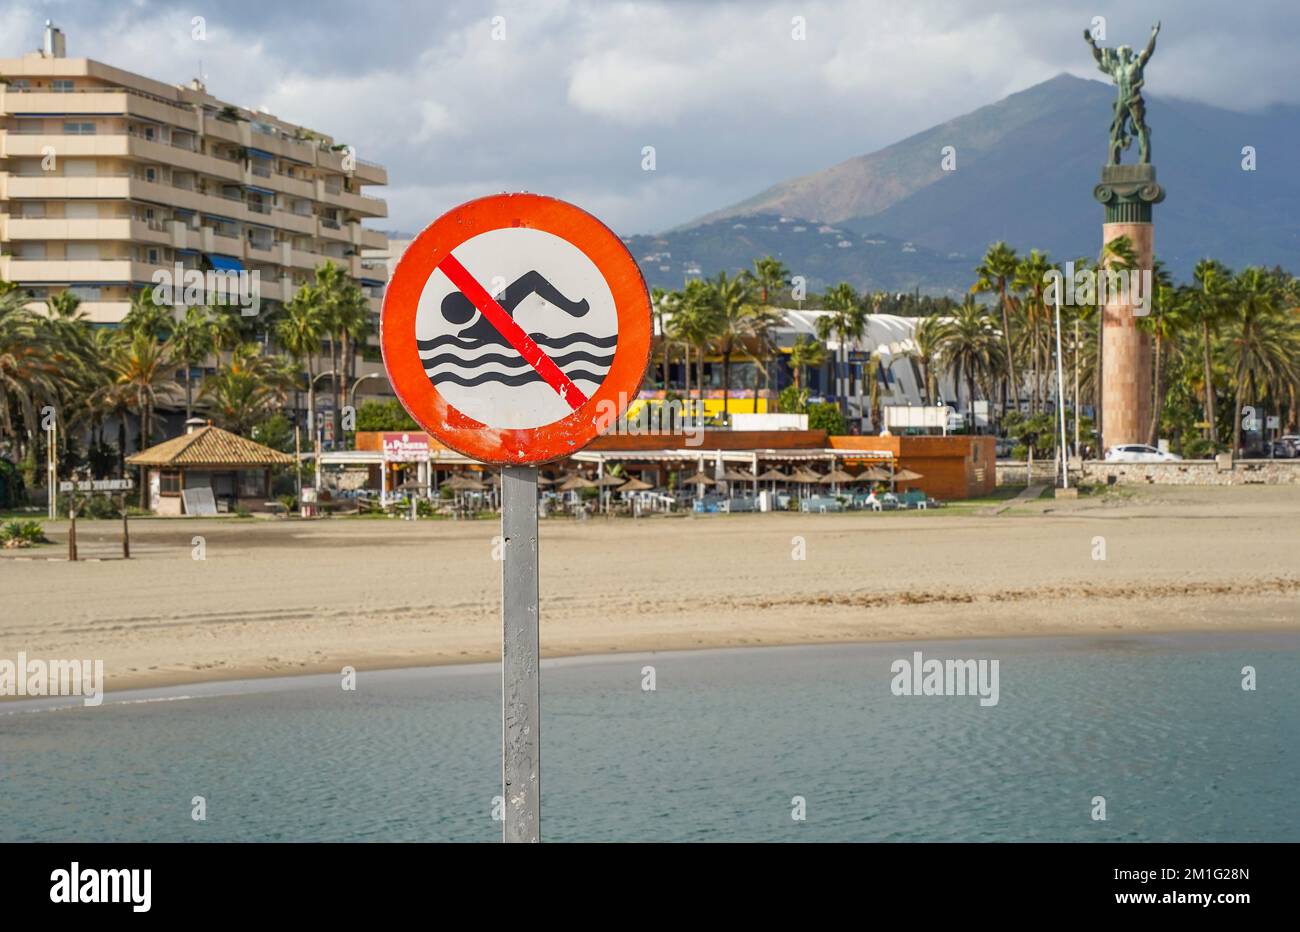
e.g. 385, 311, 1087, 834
126, 425, 294, 467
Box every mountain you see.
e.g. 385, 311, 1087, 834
622, 217, 973, 296
664, 74, 1300, 291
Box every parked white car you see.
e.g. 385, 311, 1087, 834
1104, 444, 1183, 463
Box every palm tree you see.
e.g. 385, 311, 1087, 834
121, 286, 171, 341
200, 342, 295, 436
707, 271, 757, 423
1224, 268, 1290, 456
170, 304, 213, 420
816, 282, 866, 422
940, 298, 1003, 431
108, 331, 178, 507
1013, 250, 1053, 413
671, 278, 718, 409
912, 314, 952, 405
0, 297, 63, 460
1189, 259, 1234, 446
1139, 261, 1178, 444
751, 256, 788, 307
746, 304, 785, 411
972, 242, 1021, 415
277, 285, 326, 427
651, 287, 671, 391
787, 335, 826, 395
311, 261, 362, 443
45, 289, 82, 321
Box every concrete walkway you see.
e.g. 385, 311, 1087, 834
980, 483, 1048, 516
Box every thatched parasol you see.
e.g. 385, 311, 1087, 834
756, 468, 788, 482
858, 466, 892, 482
788, 467, 823, 483
821, 468, 856, 484
892, 468, 924, 482
684, 470, 715, 486
443, 474, 486, 492
595, 474, 627, 486
618, 477, 654, 492
722, 467, 756, 482
556, 474, 597, 492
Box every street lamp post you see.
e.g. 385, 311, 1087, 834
307, 370, 337, 494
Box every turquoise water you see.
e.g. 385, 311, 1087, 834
2, 635, 1297, 842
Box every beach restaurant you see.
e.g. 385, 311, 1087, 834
126, 422, 294, 515
329, 428, 995, 501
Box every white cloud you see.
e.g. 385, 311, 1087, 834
4, 0, 1297, 235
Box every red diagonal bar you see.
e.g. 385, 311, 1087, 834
437, 252, 589, 410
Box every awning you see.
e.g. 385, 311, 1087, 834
246, 147, 275, 160
203, 213, 238, 224
246, 185, 276, 196
360, 278, 386, 287
206, 254, 244, 272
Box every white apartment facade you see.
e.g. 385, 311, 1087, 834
0, 24, 389, 325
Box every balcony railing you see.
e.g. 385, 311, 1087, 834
4, 85, 194, 112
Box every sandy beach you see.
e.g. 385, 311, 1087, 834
3, 484, 1298, 694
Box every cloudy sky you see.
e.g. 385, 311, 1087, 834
3, 0, 1297, 235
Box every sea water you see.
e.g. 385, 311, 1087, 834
2, 634, 1297, 842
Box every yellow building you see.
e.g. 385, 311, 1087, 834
0, 23, 389, 324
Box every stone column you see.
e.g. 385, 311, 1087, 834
1094, 164, 1165, 450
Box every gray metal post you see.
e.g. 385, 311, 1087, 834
501, 465, 540, 842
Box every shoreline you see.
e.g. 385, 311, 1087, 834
7, 625, 1300, 713
4, 598, 1298, 699
7, 485, 1299, 700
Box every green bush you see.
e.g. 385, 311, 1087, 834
354, 399, 420, 432
81, 496, 122, 519
1, 519, 48, 546
1179, 436, 1219, 459
778, 385, 809, 414
807, 402, 847, 435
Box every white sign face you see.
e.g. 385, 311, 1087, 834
413, 227, 618, 430
60, 479, 134, 492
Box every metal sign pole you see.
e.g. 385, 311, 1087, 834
501, 465, 540, 842
1054, 289, 1070, 489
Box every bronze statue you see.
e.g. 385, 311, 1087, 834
1085, 22, 1160, 165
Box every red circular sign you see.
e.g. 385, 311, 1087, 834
381, 194, 651, 465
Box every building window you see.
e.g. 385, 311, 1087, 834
160, 471, 182, 495
62, 121, 96, 135
52, 79, 75, 93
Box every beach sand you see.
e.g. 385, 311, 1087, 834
3, 484, 1298, 693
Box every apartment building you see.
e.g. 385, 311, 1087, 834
0, 23, 389, 327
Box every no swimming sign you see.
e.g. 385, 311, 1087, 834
380, 193, 651, 464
